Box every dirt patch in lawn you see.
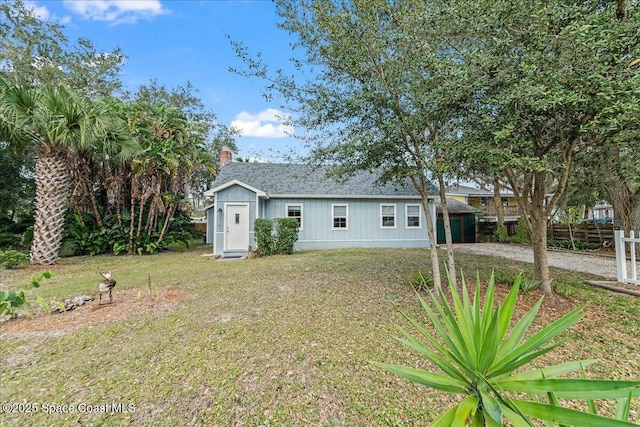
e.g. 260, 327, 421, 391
455, 280, 583, 324
0, 288, 188, 338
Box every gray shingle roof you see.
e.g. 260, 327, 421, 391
445, 184, 494, 196
445, 184, 514, 197
435, 198, 477, 214
209, 163, 436, 198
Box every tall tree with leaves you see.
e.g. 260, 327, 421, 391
1, 0, 126, 246
0, 77, 138, 264
125, 80, 237, 210
566, 130, 639, 234
234, 0, 470, 291
0, 0, 125, 96
453, 0, 640, 296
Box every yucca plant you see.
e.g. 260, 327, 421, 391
374, 272, 640, 426
540, 369, 638, 426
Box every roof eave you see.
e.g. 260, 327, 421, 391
208, 179, 267, 198
269, 194, 433, 200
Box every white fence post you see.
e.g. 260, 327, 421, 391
614, 227, 626, 283
630, 230, 637, 284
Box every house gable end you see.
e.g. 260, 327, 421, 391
210, 179, 267, 198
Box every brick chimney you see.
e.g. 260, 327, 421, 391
219, 146, 232, 170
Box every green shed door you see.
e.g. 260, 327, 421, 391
437, 218, 463, 244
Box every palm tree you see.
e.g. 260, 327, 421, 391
125, 102, 194, 252
0, 76, 137, 264
69, 96, 139, 231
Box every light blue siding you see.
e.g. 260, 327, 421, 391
206, 208, 214, 244
212, 184, 431, 255
213, 185, 259, 256
265, 197, 429, 250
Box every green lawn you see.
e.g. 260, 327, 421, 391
1, 246, 639, 426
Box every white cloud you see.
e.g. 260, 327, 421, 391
24, 1, 50, 20
63, 0, 169, 25
24, 2, 72, 24
230, 109, 294, 139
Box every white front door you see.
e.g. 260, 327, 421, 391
225, 204, 249, 251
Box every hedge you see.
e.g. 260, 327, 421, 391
253, 218, 299, 256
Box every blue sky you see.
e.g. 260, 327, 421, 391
26, 0, 300, 161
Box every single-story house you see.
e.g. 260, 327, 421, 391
436, 198, 476, 244
203, 161, 438, 257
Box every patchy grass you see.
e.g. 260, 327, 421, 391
1, 246, 638, 426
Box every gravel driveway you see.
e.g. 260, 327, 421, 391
453, 243, 618, 279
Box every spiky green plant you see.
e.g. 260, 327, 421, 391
374, 272, 640, 426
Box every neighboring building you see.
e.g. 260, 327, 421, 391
203, 159, 438, 257
584, 201, 614, 223
445, 184, 521, 223
435, 198, 476, 244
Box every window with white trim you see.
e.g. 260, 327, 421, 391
380, 204, 396, 228
332, 204, 348, 230
286, 204, 303, 230
406, 204, 421, 228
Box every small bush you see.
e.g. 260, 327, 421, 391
494, 223, 510, 243
547, 239, 595, 251
492, 268, 519, 285
275, 218, 299, 255
253, 218, 299, 257
406, 270, 433, 293
510, 218, 531, 243
495, 270, 538, 293
0, 249, 28, 269
517, 272, 538, 293
0, 271, 51, 318
254, 218, 276, 256
0, 288, 27, 318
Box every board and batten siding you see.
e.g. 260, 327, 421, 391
265, 197, 430, 250
214, 185, 259, 255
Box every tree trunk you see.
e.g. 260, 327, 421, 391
81, 159, 104, 230
437, 174, 457, 292
136, 195, 147, 238
611, 186, 640, 252
146, 196, 157, 236
631, 194, 640, 233
531, 172, 553, 299
88, 184, 104, 230
607, 178, 639, 236
128, 180, 137, 255
493, 177, 505, 227
111, 165, 125, 233
421, 194, 442, 293
410, 175, 442, 292
30, 149, 70, 265
632, 195, 640, 253
530, 211, 551, 290
156, 203, 177, 246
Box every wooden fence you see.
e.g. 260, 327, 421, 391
549, 223, 613, 246
193, 222, 207, 233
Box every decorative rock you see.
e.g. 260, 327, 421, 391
52, 295, 94, 313
59, 299, 76, 312
73, 295, 94, 306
